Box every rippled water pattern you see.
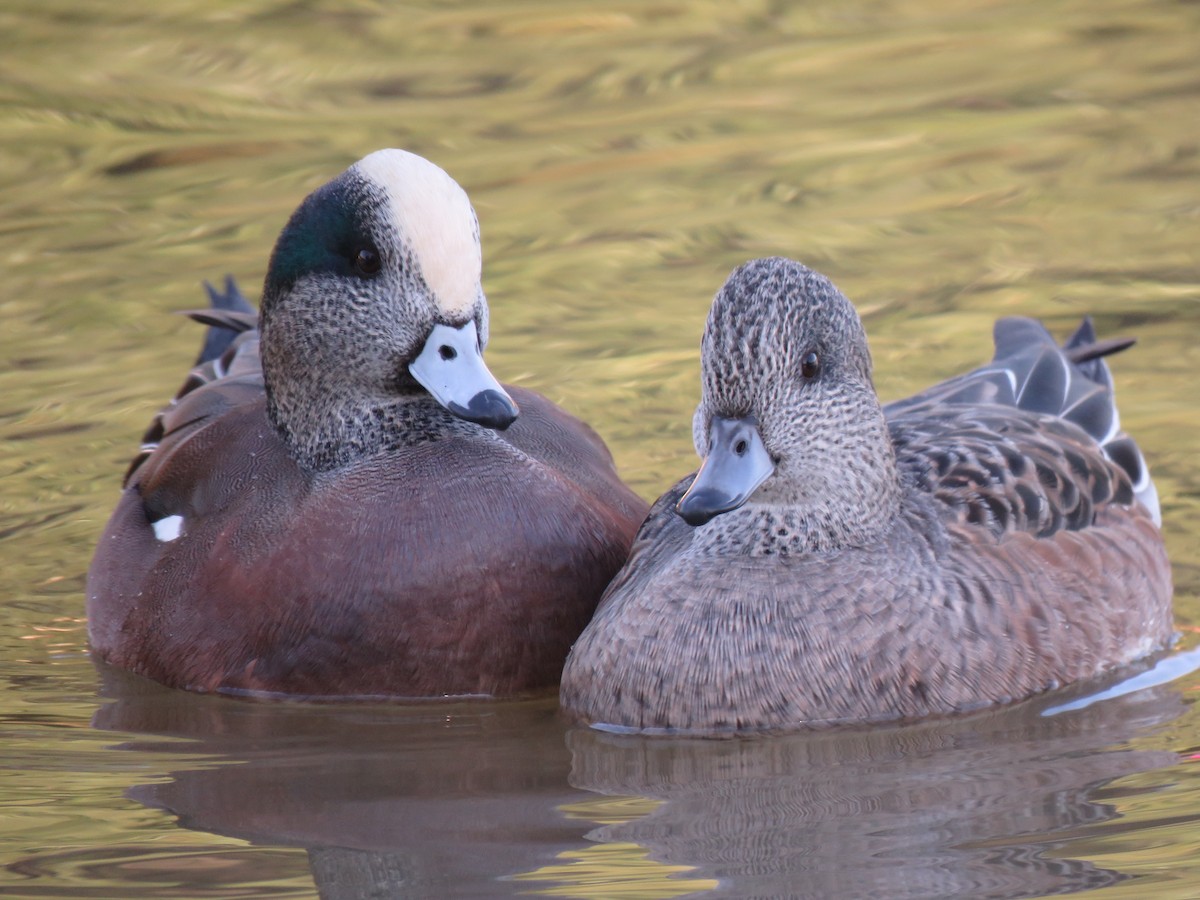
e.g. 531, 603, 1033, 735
2, 1, 1199, 897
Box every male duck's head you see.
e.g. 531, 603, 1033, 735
677, 257, 900, 539
259, 149, 518, 467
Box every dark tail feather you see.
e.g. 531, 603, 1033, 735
1066, 336, 1136, 365
1061, 316, 1134, 386
193, 276, 257, 364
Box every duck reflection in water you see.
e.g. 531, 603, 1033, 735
92, 664, 1185, 898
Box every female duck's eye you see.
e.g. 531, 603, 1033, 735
353, 247, 382, 277
801, 351, 820, 379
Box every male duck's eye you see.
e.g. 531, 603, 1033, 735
353, 247, 382, 277
801, 351, 820, 379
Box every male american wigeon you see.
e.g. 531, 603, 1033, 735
560, 257, 1173, 734
88, 149, 649, 698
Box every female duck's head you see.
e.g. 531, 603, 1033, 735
677, 257, 901, 542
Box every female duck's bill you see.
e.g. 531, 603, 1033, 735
559, 256, 1172, 736
675, 414, 774, 525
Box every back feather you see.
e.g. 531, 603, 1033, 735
886, 316, 1159, 528
125, 276, 263, 485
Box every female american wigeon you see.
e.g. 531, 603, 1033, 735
88, 149, 648, 699
559, 257, 1173, 734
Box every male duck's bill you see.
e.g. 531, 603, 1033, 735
410, 321, 518, 429
676, 415, 775, 526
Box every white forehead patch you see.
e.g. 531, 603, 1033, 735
353, 149, 482, 319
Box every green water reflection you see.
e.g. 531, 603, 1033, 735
2, 0, 1199, 897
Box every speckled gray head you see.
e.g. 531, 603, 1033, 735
259, 149, 518, 470
678, 257, 901, 540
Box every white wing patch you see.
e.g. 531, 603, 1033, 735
354, 149, 482, 319
152, 515, 184, 542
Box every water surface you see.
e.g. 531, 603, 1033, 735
2, 1, 1200, 896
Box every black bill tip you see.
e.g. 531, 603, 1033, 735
675, 487, 736, 526
449, 389, 519, 430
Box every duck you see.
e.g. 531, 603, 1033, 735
87, 149, 649, 699
559, 256, 1173, 734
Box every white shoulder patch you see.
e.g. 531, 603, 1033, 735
353, 150, 482, 319
152, 514, 184, 542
